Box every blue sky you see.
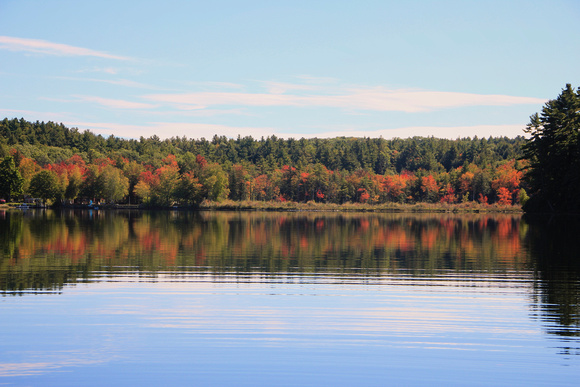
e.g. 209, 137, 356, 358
0, 0, 578, 140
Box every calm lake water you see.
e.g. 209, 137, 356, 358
1, 209, 579, 386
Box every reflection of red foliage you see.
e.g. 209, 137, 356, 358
497, 219, 510, 238
440, 218, 456, 236
420, 229, 438, 249
315, 219, 325, 231
492, 218, 520, 263
478, 217, 489, 229
300, 235, 309, 248
359, 219, 370, 231
253, 224, 268, 246
9, 212, 527, 274
195, 248, 206, 265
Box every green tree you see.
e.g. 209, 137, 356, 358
29, 170, 59, 203
0, 156, 24, 201
472, 170, 492, 202
64, 167, 83, 201
0, 137, 9, 159
228, 164, 251, 201
174, 172, 202, 206
146, 155, 181, 206
80, 165, 102, 202
134, 180, 152, 204
199, 163, 229, 202
522, 84, 580, 212
122, 160, 145, 204
98, 165, 129, 203
152, 166, 179, 206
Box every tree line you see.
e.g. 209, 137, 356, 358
0, 118, 527, 207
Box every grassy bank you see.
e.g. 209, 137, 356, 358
198, 200, 523, 213
0, 200, 522, 213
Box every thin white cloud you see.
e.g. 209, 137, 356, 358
76, 95, 156, 110
76, 67, 120, 75
66, 121, 528, 141
0, 36, 130, 60
0, 108, 72, 121
145, 92, 296, 110
283, 124, 529, 140
67, 121, 275, 140
146, 108, 254, 118
144, 88, 545, 113
322, 88, 545, 112
105, 79, 157, 89
296, 75, 340, 84
182, 81, 246, 90
260, 81, 317, 94
55, 76, 163, 90
39, 97, 76, 103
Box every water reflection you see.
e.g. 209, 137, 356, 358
1, 209, 580, 384
0, 210, 529, 290
525, 215, 580, 354
1, 211, 579, 337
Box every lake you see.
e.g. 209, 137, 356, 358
1, 209, 579, 386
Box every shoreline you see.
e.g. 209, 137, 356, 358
0, 201, 522, 213
197, 200, 523, 213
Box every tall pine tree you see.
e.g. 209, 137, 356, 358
522, 84, 580, 213
0, 156, 24, 201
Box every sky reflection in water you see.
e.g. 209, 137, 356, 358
0, 210, 579, 386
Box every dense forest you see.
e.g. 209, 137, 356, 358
0, 117, 527, 207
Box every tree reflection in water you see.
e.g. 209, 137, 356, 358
525, 214, 580, 356
1, 209, 579, 353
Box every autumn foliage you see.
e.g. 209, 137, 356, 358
2, 150, 527, 207
0, 118, 529, 206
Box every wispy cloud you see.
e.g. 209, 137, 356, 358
283, 124, 529, 140
145, 92, 297, 110
77, 67, 121, 75
296, 75, 339, 84
144, 87, 545, 113
260, 81, 317, 94
67, 121, 275, 140
54, 75, 164, 90
0, 108, 72, 122
67, 120, 528, 141
0, 36, 130, 60
148, 108, 254, 118
104, 79, 157, 89
182, 81, 246, 90
76, 95, 156, 110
